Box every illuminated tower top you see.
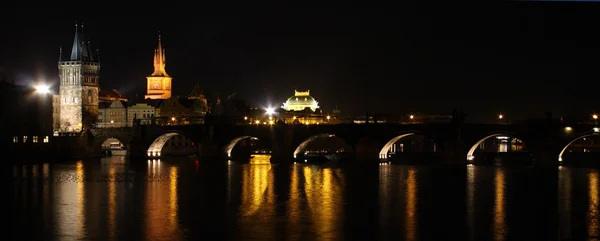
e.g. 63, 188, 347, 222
151, 34, 169, 77
69, 22, 96, 62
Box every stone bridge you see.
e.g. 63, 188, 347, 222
88, 121, 600, 166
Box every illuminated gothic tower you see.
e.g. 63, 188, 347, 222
58, 23, 100, 133
145, 34, 172, 99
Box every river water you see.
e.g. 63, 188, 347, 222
9, 155, 600, 241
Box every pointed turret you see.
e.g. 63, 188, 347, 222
70, 22, 81, 60
79, 23, 90, 60
151, 32, 168, 77
68, 22, 96, 62
188, 83, 204, 99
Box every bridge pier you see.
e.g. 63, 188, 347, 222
196, 141, 221, 162
354, 137, 380, 162
270, 123, 294, 164
442, 140, 468, 165
127, 139, 148, 160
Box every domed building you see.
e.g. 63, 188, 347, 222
282, 90, 320, 112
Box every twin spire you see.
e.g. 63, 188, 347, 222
151, 32, 169, 77
69, 22, 96, 62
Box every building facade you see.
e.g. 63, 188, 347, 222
57, 23, 100, 133
127, 102, 155, 126
52, 95, 60, 134
97, 99, 127, 128
145, 34, 172, 99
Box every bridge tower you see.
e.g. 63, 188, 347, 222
57, 22, 100, 133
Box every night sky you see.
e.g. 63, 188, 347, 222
2, 3, 600, 121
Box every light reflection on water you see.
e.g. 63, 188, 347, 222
9, 157, 600, 241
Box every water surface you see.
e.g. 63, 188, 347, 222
10, 155, 600, 240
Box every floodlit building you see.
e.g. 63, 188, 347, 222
281, 90, 320, 112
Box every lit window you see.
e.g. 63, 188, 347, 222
23, 136, 27, 143
33, 136, 38, 143
43, 136, 49, 143
13, 136, 18, 143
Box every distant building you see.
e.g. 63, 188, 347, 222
145, 34, 172, 100
1, 80, 53, 152
97, 99, 127, 128
56, 23, 100, 133
127, 101, 155, 126
282, 90, 320, 112
155, 96, 207, 125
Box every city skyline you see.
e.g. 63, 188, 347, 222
2, 4, 600, 120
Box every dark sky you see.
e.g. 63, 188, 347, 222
2, 3, 600, 121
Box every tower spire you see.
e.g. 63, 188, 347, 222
59, 46, 62, 62
79, 22, 89, 60
151, 31, 168, 77
70, 22, 81, 60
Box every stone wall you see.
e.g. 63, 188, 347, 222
59, 85, 82, 132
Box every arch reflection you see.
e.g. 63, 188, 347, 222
493, 169, 507, 241
302, 166, 344, 240
144, 161, 182, 240
467, 164, 476, 241
108, 166, 116, 240
239, 163, 274, 217
558, 166, 573, 240
55, 161, 86, 239
405, 168, 418, 241
588, 171, 599, 238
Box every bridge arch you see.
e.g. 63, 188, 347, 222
293, 133, 352, 158
101, 137, 126, 149
558, 131, 600, 162
147, 131, 192, 157
467, 132, 525, 161
378, 131, 439, 159
225, 136, 259, 158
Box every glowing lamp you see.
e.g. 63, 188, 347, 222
35, 84, 50, 94
266, 108, 275, 115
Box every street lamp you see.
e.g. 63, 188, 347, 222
409, 115, 414, 120
266, 107, 275, 116
34, 84, 51, 94
498, 114, 503, 120
593, 114, 598, 120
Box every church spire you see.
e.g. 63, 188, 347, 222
151, 32, 168, 77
